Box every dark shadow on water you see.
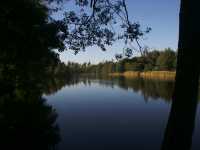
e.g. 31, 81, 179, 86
0, 63, 64, 150
0, 92, 60, 150
0, 70, 62, 150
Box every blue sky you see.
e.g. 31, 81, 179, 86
56, 0, 180, 64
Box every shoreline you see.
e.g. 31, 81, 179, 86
109, 71, 176, 80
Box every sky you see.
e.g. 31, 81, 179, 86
54, 0, 180, 64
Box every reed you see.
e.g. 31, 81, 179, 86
110, 71, 176, 80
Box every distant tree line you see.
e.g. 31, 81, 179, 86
38, 48, 177, 77
81, 48, 177, 75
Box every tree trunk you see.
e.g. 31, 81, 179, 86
161, 0, 200, 150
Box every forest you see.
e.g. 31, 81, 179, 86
60, 48, 177, 77
81, 48, 176, 75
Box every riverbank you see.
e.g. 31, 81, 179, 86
110, 71, 176, 80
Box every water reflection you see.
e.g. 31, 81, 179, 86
0, 92, 60, 150
46, 76, 172, 150
108, 77, 174, 102
2, 72, 200, 150
0, 69, 61, 150
69, 76, 175, 102
46, 76, 200, 150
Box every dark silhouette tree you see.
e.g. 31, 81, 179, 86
49, 0, 151, 54
162, 0, 200, 150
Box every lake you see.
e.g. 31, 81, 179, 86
43, 76, 200, 150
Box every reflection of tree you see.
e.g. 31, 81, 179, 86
78, 76, 175, 102
121, 78, 174, 102
0, 46, 62, 149
44, 76, 71, 95
108, 76, 174, 102
44, 75, 84, 95
0, 87, 60, 150
0, 47, 62, 149
0, 1, 65, 149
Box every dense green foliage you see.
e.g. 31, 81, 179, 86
81, 48, 177, 75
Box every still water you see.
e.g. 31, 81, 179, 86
44, 77, 200, 150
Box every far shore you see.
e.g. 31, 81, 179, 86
109, 71, 176, 80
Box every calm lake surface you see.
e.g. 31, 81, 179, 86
44, 77, 200, 150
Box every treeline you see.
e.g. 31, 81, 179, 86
80, 48, 177, 75
48, 61, 85, 77
45, 48, 177, 77
42, 48, 177, 77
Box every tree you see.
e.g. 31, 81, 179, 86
50, 0, 150, 54
144, 50, 160, 71
0, 0, 66, 92
0, 0, 150, 85
156, 48, 176, 71
162, 0, 200, 150
116, 60, 125, 73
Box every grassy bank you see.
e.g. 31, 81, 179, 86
110, 71, 176, 80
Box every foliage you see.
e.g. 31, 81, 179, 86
0, 0, 150, 86
79, 48, 177, 75
156, 48, 177, 70
48, 0, 151, 54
